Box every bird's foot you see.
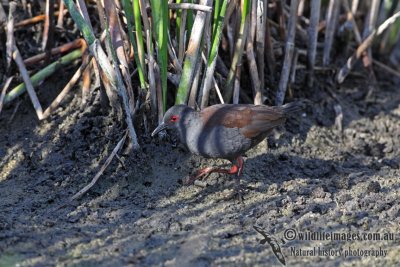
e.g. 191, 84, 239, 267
183, 166, 218, 186
183, 163, 241, 186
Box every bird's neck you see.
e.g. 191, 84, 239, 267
176, 110, 200, 144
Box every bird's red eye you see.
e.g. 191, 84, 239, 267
170, 115, 179, 122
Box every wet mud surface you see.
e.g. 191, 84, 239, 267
0, 74, 400, 266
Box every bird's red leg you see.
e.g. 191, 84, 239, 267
184, 156, 244, 185
184, 166, 237, 185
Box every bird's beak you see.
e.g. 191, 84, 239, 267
151, 123, 168, 136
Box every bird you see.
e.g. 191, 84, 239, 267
152, 102, 304, 198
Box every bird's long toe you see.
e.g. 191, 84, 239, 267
183, 167, 216, 185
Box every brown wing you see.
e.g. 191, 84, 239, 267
200, 104, 286, 138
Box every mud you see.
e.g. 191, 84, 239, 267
0, 72, 400, 266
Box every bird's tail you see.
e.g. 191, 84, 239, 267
281, 101, 306, 115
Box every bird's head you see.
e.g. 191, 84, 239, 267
151, 105, 194, 136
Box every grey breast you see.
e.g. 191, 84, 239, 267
185, 117, 252, 160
